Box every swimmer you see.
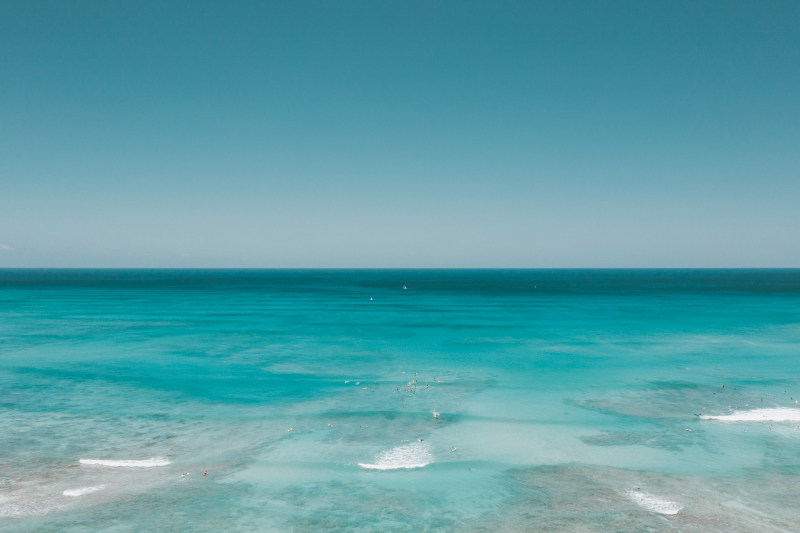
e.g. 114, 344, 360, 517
203, 471, 209, 476
433, 412, 440, 419
182, 472, 190, 476
451, 446, 457, 452
288, 427, 293, 432
328, 424, 333, 427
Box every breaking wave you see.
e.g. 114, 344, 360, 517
358, 443, 432, 470
79, 457, 171, 467
63, 486, 104, 497
699, 408, 800, 422
625, 489, 683, 515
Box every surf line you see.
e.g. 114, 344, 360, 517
358, 443, 432, 470
79, 458, 171, 467
699, 408, 800, 422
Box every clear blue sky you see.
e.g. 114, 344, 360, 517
2, 1, 799, 267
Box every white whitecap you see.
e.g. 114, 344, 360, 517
699, 408, 800, 422
79, 457, 171, 468
63, 485, 104, 497
358, 443, 432, 470
625, 489, 683, 515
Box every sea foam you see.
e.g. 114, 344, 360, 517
699, 408, 800, 422
358, 443, 432, 470
625, 489, 683, 515
79, 458, 171, 467
63, 486, 104, 497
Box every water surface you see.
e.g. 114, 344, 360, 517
2, 269, 799, 531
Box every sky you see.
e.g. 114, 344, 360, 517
2, 0, 799, 268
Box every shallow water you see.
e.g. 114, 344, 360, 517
1, 269, 799, 531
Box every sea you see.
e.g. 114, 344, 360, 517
1, 269, 799, 531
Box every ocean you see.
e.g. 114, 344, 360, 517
1, 269, 799, 531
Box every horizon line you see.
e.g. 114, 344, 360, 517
2, 267, 800, 271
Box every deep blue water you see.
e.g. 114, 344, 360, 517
2, 269, 800, 531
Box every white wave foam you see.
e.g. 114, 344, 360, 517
0, 503, 32, 518
625, 489, 683, 515
79, 457, 171, 468
0, 496, 63, 518
699, 408, 800, 422
63, 486, 104, 497
358, 443, 432, 470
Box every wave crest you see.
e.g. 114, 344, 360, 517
79, 457, 171, 468
699, 408, 800, 422
63, 486, 104, 497
625, 489, 683, 515
358, 443, 432, 470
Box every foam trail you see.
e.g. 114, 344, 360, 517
79, 458, 171, 467
63, 486, 104, 497
625, 490, 683, 515
699, 408, 800, 422
358, 443, 432, 470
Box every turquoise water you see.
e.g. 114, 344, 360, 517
2, 269, 800, 531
